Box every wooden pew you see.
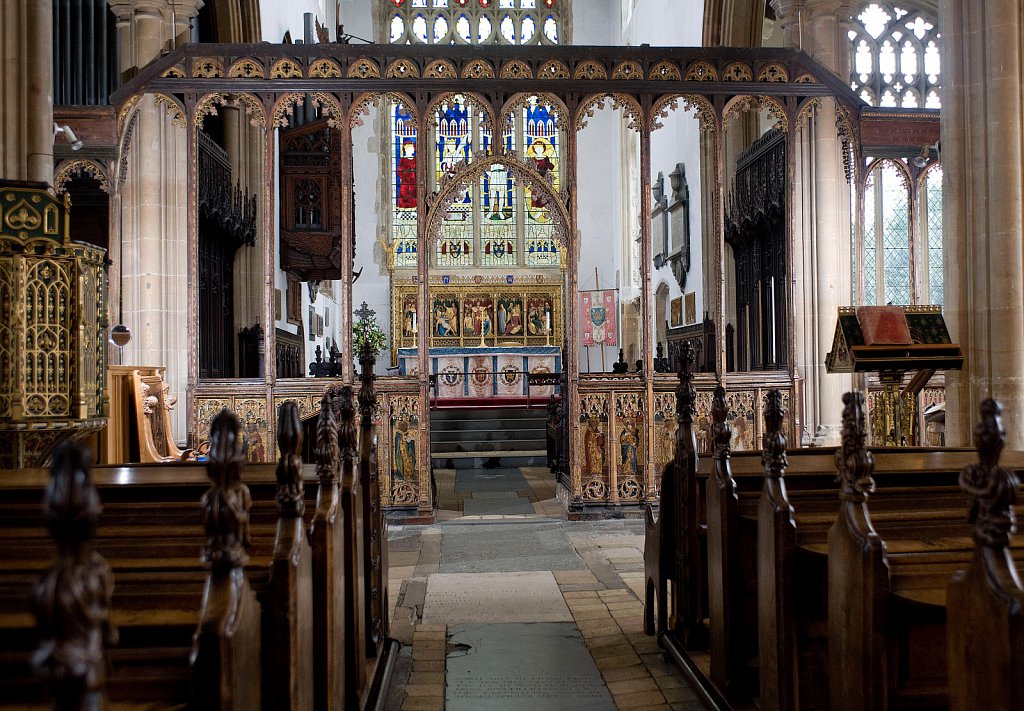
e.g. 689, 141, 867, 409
644, 343, 716, 706
1, 371, 397, 709
265, 402, 314, 711
828, 393, 1024, 711
30, 441, 117, 711
946, 398, 1024, 710
653, 381, 1024, 710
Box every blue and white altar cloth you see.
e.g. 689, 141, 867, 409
398, 346, 561, 399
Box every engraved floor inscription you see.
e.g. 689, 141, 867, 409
446, 623, 616, 711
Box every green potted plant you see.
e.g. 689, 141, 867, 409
353, 310, 388, 356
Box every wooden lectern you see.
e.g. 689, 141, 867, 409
826, 305, 963, 446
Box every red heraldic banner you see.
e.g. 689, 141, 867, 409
580, 290, 618, 346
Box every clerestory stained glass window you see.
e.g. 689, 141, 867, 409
388, 0, 561, 45
849, 3, 941, 108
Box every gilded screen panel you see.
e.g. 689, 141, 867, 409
579, 393, 609, 501
614, 392, 645, 501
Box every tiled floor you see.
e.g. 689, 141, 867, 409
383, 466, 709, 711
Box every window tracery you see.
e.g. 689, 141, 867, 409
849, 3, 941, 108
385, 1, 566, 269
388, 0, 560, 45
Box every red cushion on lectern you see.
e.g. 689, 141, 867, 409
857, 306, 912, 345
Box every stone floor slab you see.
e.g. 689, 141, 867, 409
439, 522, 586, 573
445, 623, 616, 711
422, 572, 571, 624
462, 496, 537, 516
454, 468, 529, 493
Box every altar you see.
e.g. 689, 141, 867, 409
398, 346, 560, 402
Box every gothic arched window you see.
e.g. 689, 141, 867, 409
863, 159, 912, 305
849, 2, 941, 108
384, 1, 567, 270
388, 0, 561, 45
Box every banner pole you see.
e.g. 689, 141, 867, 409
595, 268, 606, 372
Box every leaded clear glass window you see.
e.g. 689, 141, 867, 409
849, 3, 941, 108
923, 164, 943, 305
864, 159, 912, 305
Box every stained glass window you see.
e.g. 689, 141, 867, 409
524, 97, 560, 266
479, 114, 517, 267
392, 101, 418, 268
386, 0, 566, 269
924, 165, 943, 305
436, 96, 476, 268
880, 162, 911, 304
849, 3, 941, 109
863, 172, 877, 304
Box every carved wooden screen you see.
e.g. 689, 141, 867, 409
725, 128, 787, 372
197, 129, 257, 379
279, 119, 344, 281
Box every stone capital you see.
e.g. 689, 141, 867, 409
770, 0, 806, 24
803, 0, 848, 19
107, 0, 204, 20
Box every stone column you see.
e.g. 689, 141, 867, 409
777, 0, 854, 443
941, 0, 1024, 448
110, 0, 203, 442
0, 0, 53, 183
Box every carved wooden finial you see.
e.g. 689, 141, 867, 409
710, 385, 731, 456
762, 389, 788, 480
358, 343, 377, 423
336, 386, 358, 465
960, 398, 1019, 548
316, 393, 340, 485
835, 391, 875, 500
676, 341, 697, 424
276, 402, 305, 518
32, 442, 117, 710
201, 409, 252, 570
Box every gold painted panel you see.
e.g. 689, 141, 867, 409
393, 282, 562, 354
725, 390, 756, 451
388, 394, 420, 507
579, 393, 609, 501
234, 398, 270, 463
614, 392, 645, 501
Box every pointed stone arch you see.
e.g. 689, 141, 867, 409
426, 155, 570, 252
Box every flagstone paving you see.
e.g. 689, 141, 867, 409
385, 467, 709, 711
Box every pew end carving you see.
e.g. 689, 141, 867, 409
947, 399, 1024, 711
265, 401, 314, 711
191, 409, 262, 711
32, 442, 117, 711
